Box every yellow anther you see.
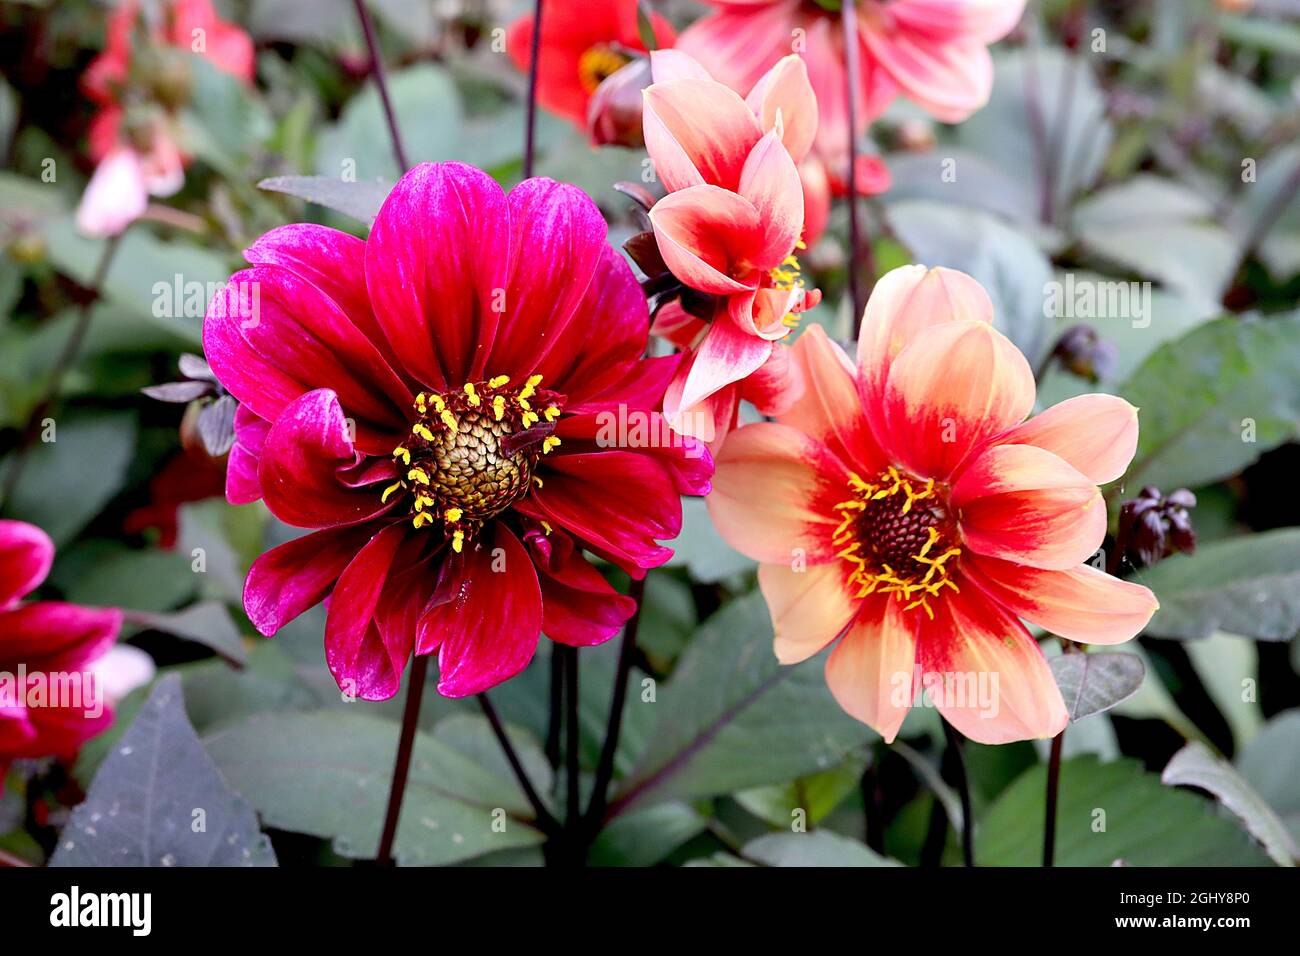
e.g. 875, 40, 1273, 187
521, 411, 539, 428
407, 467, 430, 485
412, 423, 436, 441
463, 382, 480, 406
488, 375, 510, 388
381, 481, 404, 503
542, 436, 561, 454
532, 475, 544, 488
440, 409, 458, 431
412, 511, 434, 529
492, 395, 506, 421
451, 530, 465, 553
444, 507, 463, 523
392, 446, 411, 465
414, 495, 435, 511
540, 520, 552, 535
518, 397, 532, 412
430, 395, 446, 412
544, 405, 560, 422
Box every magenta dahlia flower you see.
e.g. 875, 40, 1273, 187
1, 521, 122, 781
204, 162, 712, 701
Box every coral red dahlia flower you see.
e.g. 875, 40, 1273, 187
678, 0, 1026, 163
204, 162, 711, 702
507, 0, 676, 130
0, 521, 122, 782
642, 50, 821, 443
707, 265, 1158, 745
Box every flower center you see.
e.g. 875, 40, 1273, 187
831, 466, 961, 618
768, 242, 809, 330
577, 44, 631, 93
384, 375, 562, 552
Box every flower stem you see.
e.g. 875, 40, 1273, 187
523, 0, 545, 179
375, 653, 429, 864
841, 0, 866, 333
1043, 727, 1064, 866
0, 231, 122, 508
477, 692, 560, 836
545, 649, 563, 769
583, 575, 646, 836
351, 0, 409, 172
562, 645, 581, 835
941, 719, 975, 867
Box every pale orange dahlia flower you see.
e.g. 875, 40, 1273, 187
707, 265, 1158, 744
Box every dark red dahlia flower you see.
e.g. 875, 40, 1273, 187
203, 162, 712, 702
0, 521, 122, 782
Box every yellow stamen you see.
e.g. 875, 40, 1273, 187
445, 507, 463, 523
381, 481, 403, 503
488, 374, 510, 388
542, 436, 561, 454
393, 445, 411, 465
492, 395, 506, 422
463, 382, 480, 406
451, 530, 465, 553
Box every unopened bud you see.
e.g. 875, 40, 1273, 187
587, 57, 650, 149
1051, 324, 1117, 383
1119, 486, 1197, 568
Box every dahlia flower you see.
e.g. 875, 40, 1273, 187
678, 0, 1026, 164
507, 0, 675, 131
642, 50, 821, 444
204, 162, 711, 701
707, 265, 1158, 744
76, 0, 255, 236
0, 521, 122, 782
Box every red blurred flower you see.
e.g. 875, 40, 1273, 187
707, 265, 1157, 744
77, 0, 254, 236
0, 522, 122, 783
678, 0, 1025, 164
508, 0, 675, 130
641, 50, 820, 445
203, 162, 711, 701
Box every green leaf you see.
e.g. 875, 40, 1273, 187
258, 175, 389, 225
954, 48, 1113, 219
128, 601, 249, 667
1184, 633, 1262, 748
735, 753, 867, 828
315, 63, 463, 184
976, 755, 1270, 866
1133, 529, 1300, 641
49, 540, 196, 612
1162, 741, 1295, 866
742, 830, 899, 867
1121, 314, 1300, 490
588, 802, 707, 867
664, 497, 756, 584
886, 200, 1054, 364
52, 675, 277, 867
2, 411, 137, 546
203, 709, 545, 865
1237, 710, 1300, 845
1049, 652, 1145, 721
610, 593, 874, 814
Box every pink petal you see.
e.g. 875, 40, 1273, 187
671, 314, 772, 436
779, 324, 885, 473
487, 177, 610, 381
917, 584, 1068, 744
528, 530, 636, 647
75, 148, 148, 238
648, 185, 762, 295
746, 54, 818, 164
0, 602, 121, 673
243, 524, 377, 636
825, 596, 919, 743
737, 128, 804, 268
421, 524, 543, 697
995, 394, 1139, 485
365, 162, 510, 388
257, 389, 395, 529
0, 520, 54, 609
226, 405, 270, 505
643, 77, 763, 193
649, 49, 712, 83
879, 319, 1034, 480
860, 24, 995, 123
324, 523, 411, 701
758, 561, 857, 664
963, 554, 1158, 645
951, 444, 1107, 571
706, 421, 848, 564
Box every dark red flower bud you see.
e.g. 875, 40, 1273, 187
1051, 323, 1116, 382
1119, 486, 1197, 569
587, 57, 650, 149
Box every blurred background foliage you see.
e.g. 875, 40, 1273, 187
0, 0, 1298, 867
